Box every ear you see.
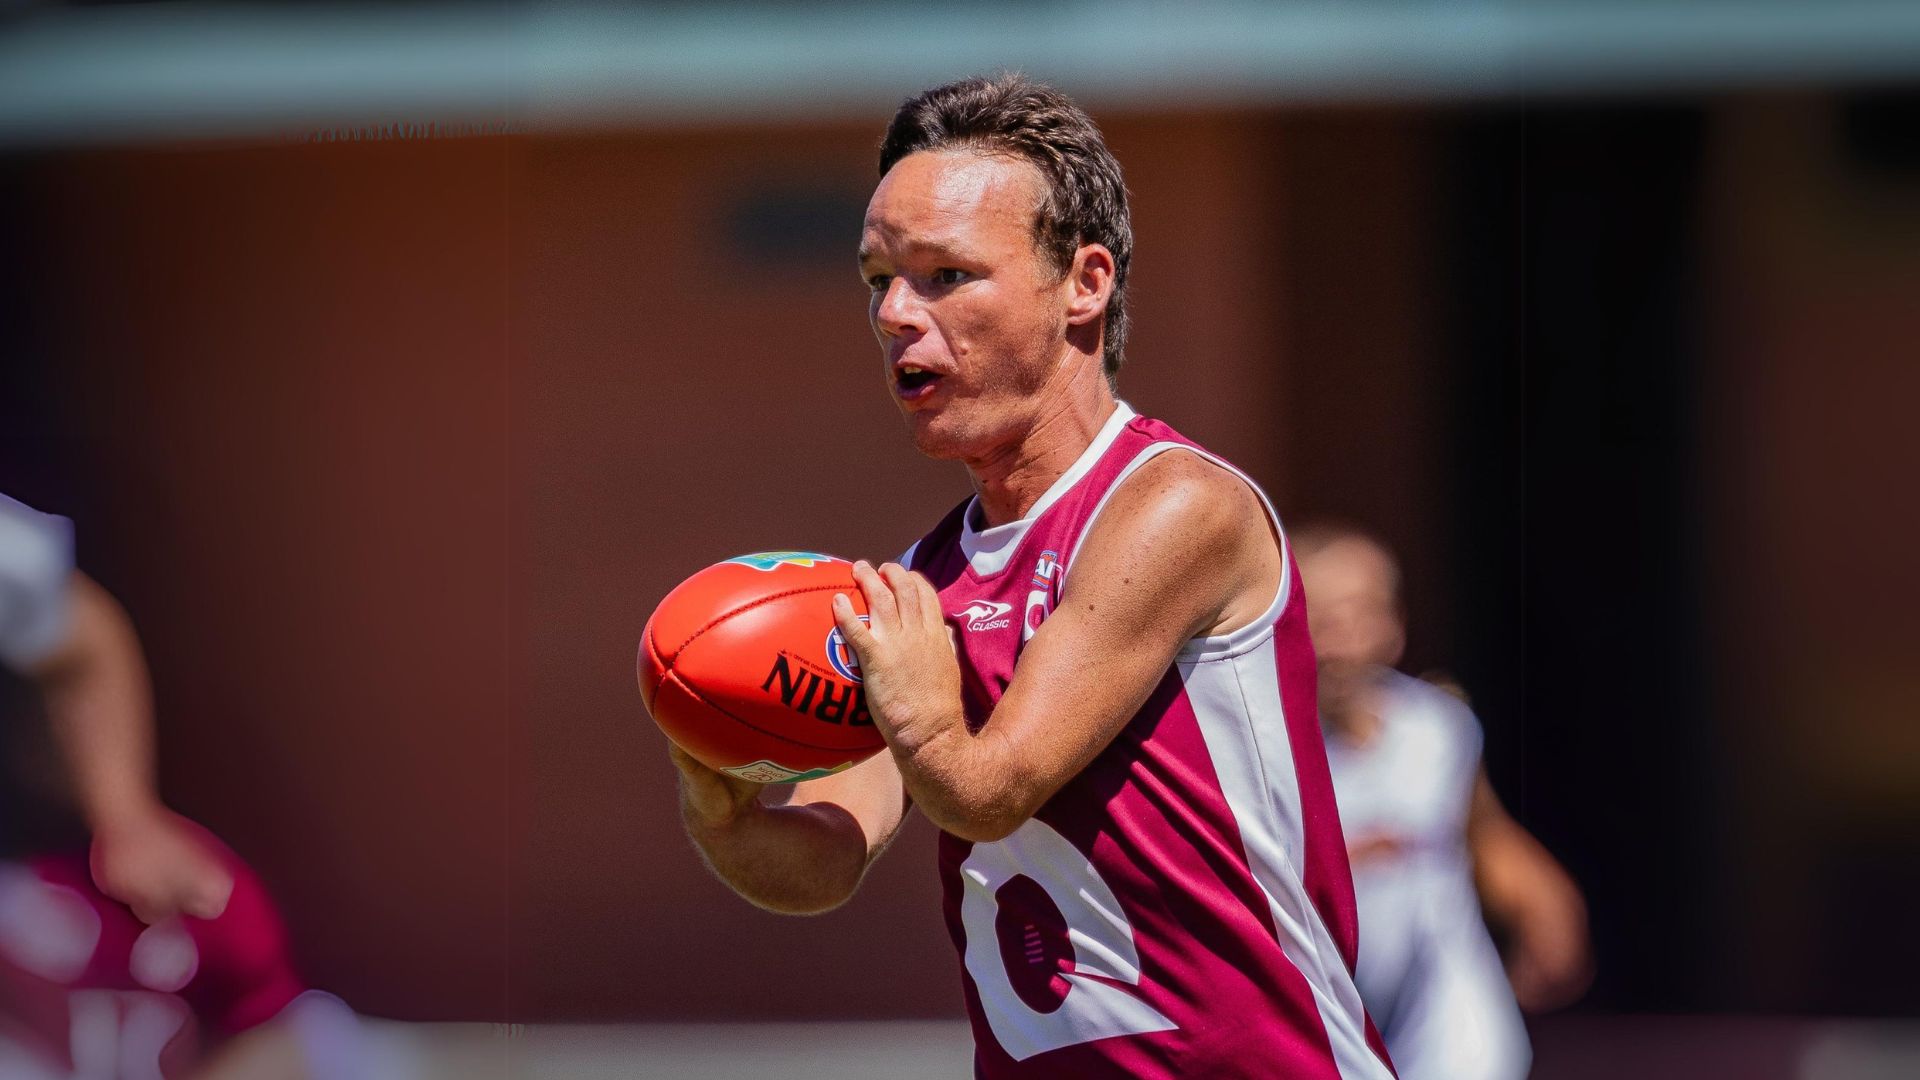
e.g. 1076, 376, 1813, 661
1062, 243, 1115, 327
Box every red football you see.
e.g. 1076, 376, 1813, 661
638, 551, 883, 783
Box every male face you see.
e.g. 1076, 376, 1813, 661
858, 149, 1075, 462
1298, 537, 1406, 679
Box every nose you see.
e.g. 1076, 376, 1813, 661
872, 277, 927, 339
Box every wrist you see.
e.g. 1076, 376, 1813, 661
883, 699, 965, 760
87, 794, 167, 835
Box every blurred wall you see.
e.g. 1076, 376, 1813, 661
1702, 92, 1920, 1013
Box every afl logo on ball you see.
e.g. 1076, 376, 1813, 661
726, 551, 839, 572
826, 617, 867, 682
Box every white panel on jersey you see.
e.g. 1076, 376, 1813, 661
0, 493, 76, 669
1178, 647, 1394, 1080
957, 401, 1137, 578
958, 817, 1177, 1061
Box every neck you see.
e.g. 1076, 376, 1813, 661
965, 370, 1116, 527
1320, 665, 1390, 748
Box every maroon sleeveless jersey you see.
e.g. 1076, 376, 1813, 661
903, 404, 1394, 1079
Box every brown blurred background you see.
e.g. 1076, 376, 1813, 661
2, 2, 1918, 1068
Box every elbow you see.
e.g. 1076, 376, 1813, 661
949, 820, 1021, 845
926, 794, 1035, 845
748, 886, 857, 917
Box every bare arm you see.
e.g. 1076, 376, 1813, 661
1468, 768, 1593, 1010
31, 573, 159, 829
834, 450, 1281, 843
29, 572, 231, 923
673, 744, 911, 915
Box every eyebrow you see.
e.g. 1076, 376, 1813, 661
856, 236, 977, 268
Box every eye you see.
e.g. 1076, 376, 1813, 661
865, 273, 893, 291
932, 268, 969, 286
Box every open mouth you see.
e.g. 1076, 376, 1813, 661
895, 365, 941, 395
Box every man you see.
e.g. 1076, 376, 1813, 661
1295, 524, 1592, 1080
0, 492, 364, 1078
669, 74, 1393, 1078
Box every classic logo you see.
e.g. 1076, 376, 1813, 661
725, 551, 837, 572
956, 599, 1015, 632
824, 617, 867, 683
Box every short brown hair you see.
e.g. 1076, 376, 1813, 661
879, 73, 1134, 383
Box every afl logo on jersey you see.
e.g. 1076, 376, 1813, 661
824, 617, 867, 682
1023, 550, 1063, 642
1030, 550, 1062, 590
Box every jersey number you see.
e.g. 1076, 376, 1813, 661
958, 819, 1176, 1061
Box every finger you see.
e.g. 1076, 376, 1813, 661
908, 570, 946, 631
850, 560, 898, 629
879, 563, 921, 624
667, 743, 703, 776
669, 746, 729, 792
831, 592, 876, 649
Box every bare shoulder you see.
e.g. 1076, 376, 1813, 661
1068, 448, 1281, 641
1098, 448, 1266, 547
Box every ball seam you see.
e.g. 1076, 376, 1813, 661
663, 582, 853, 666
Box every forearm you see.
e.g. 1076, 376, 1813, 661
683, 797, 874, 915
1477, 826, 1585, 933
36, 576, 162, 829
887, 721, 1028, 844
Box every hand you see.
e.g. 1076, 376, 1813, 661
668, 745, 765, 830
89, 807, 234, 925
1345, 832, 1409, 867
831, 561, 963, 755
1504, 909, 1594, 1011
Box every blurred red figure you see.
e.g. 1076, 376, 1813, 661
1, 831, 307, 1077
2, 492, 363, 1078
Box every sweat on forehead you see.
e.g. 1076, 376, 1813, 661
861, 152, 1053, 258
872, 150, 1046, 217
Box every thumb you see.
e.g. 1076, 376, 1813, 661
129, 896, 167, 927
182, 870, 233, 921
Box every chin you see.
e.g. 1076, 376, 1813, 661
902, 407, 977, 461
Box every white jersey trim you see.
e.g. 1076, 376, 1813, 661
956, 400, 1136, 577
0, 493, 77, 669
1180, 643, 1394, 1079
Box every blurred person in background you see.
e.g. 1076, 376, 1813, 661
1295, 523, 1591, 1080
0, 492, 367, 1079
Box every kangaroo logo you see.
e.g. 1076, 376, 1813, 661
956, 600, 1015, 632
